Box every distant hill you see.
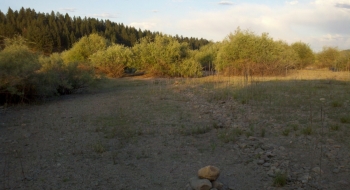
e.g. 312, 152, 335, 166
0, 7, 210, 53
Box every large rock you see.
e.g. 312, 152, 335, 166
198, 165, 220, 181
189, 177, 212, 190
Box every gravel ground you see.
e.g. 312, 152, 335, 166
1, 77, 349, 190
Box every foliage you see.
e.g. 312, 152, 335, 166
0, 36, 97, 105
90, 44, 134, 77
38, 53, 96, 96
61, 33, 108, 63
132, 35, 202, 77
215, 28, 297, 76
334, 50, 350, 71
0, 7, 209, 53
291, 42, 315, 69
0, 43, 41, 103
315, 46, 340, 69
194, 42, 219, 70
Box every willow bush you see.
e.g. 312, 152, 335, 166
0, 36, 97, 105
90, 44, 134, 77
215, 28, 298, 76
0, 43, 41, 103
132, 35, 202, 77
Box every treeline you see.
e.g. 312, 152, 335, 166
1, 21, 350, 105
0, 7, 210, 53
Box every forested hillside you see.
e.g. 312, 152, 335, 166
0, 7, 209, 53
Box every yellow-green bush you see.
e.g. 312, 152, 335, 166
215, 28, 297, 76
61, 33, 108, 63
0, 43, 41, 103
89, 44, 134, 77
132, 34, 202, 77
0, 36, 97, 105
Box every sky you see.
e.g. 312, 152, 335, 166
0, 0, 350, 52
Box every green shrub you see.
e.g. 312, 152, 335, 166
291, 42, 315, 69
90, 44, 134, 77
38, 53, 96, 96
61, 33, 108, 63
0, 36, 98, 104
0, 43, 41, 104
215, 28, 297, 76
132, 34, 201, 77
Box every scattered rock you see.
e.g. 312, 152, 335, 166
189, 177, 212, 190
198, 166, 220, 181
185, 184, 193, 190
257, 160, 265, 165
332, 168, 340, 173
263, 163, 271, 167
337, 180, 349, 186
212, 180, 223, 190
311, 167, 323, 174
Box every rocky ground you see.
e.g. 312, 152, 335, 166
1, 77, 349, 190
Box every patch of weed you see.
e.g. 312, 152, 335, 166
302, 126, 312, 135
273, 172, 287, 187
217, 128, 242, 143
329, 124, 340, 131
340, 116, 350, 124
93, 141, 106, 153
290, 124, 299, 131
180, 125, 212, 136
331, 101, 342, 107
260, 128, 266, 137
282, 129, 290, 136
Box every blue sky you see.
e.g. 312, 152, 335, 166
1, 0, 350, 51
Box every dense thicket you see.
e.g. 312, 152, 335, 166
0, 7, 210, 54
0, 36, 98, 105
315, 47, 350, 71
215, 29, 301, 76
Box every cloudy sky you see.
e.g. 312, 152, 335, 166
1, 0, 349, 51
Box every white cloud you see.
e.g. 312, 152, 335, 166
59, 8, 77, 12
129, 22, 157, 30
92, 13, 118, 18
172, 0, 350, 51
287, 1, 298, 5
218, 1, 234, 5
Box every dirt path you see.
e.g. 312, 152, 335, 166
1, 78, 349, 190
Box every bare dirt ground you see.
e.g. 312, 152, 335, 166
1, 73, 350, 190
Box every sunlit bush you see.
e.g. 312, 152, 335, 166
61, 33, 108, 63
0, 43, 40, 103
215, 28, 297, 76
90, 44, 134, 77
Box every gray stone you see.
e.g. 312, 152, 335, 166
257, 160, 265, 165
263, 163, 271, 167
312, 167, 322, 174
337, 180, 349, 186
255, 148, 264, 154
185, 183, 193, 190
298, 173, 310, 184
267, 170, 275, 177
333, 168, 340, 173
265, 151, 274, 158
212, 180, 224, 190
189, 177, 212, 190
198, 165, 220, 181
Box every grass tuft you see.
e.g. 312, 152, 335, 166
302, 126, 313, 135
273, 172, 287, 187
